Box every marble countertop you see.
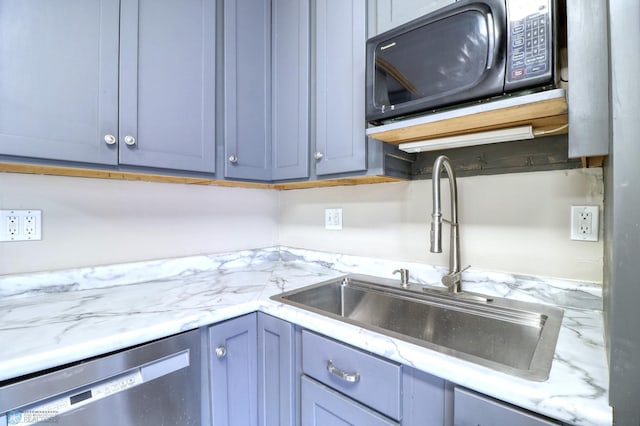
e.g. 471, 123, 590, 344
0, 247, 611, 426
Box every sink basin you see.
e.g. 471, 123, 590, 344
272, 274, 564, 381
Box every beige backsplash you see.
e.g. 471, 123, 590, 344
279, 168, 604, 283
0, 173, 279, 275
1, 167, 603, 282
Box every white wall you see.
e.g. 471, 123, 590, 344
279, 168, 604, 283
0, 173, 279, 275
1, 168, 605, 282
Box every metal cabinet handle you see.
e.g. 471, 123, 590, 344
215, 346, 227, 359
228, 155, 238, 164
314, 151, 324, 160
326, 360, 360, 383
104, 134, 117, 145
124, 135, 136, 146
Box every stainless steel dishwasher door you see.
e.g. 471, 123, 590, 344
0, 328, 204, 426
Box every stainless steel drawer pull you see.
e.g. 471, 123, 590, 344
326, 360, 360, 383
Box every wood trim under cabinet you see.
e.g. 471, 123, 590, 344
0, 162, 405, 190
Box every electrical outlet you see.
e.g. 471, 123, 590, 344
24, 214, 37, 236
570, 205, 599, 242
325, 208, 343, 230
0, 210, 42, 241
6, 215, 18, 236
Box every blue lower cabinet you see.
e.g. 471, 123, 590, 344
402, 366, 447, 426
209, 313, 296, 426
209, 313, 258, 426
208, 317, 560, 426
302, 330, 401, 420
453, 387, 560, 426
301, 376, 398, 426
257, 312, 296, 426
300, 330, 447, 426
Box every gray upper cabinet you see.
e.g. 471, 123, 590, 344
0, 0, 120, 165
313, 0, 367, 176
2, 0, 410, 183
367, 0, 454, 36
223, 0, 272, 181
271, 0, 311, 181
0, 0, 216, 173
566, 0, 609, 158
224, 0, 310, 182
119, 0, 216, 173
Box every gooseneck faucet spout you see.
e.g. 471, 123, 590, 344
430, 155, 462, 293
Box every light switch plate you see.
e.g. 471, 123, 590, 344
325, 208, 343, 230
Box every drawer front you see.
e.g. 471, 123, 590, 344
301, 376, 398, 426
454, 388, 561, 426
302, 330, 401, 420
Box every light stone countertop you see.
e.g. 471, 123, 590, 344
0, 247, 611, 426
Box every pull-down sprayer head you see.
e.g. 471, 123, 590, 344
430, 155, 462, 293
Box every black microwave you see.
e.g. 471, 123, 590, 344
366, 0, 557, 124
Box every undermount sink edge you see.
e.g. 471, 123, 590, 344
271, 274, 564, 382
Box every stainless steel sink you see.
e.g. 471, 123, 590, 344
272, 274, 564, 381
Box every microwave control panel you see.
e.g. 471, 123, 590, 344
505, 0, 554, 90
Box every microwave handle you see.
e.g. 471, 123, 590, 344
486, 12, 495, 70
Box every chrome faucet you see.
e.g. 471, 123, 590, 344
430, 155, 462, 293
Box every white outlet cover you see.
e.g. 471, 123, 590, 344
570, 205, 599, 242
0, 210, 42, 242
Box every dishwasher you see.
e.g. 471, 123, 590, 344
0, 329, 206, 426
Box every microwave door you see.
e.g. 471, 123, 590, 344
371, 4, 506, 120
375, 55, 420, 107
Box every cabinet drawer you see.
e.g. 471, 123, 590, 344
454, 387, 560, 426
301, 376, 398, 426
301, 330, 401, 420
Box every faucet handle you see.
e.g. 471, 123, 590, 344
441, 272, 461, 289
441, 265, 471, 292
393, 269, 410, 287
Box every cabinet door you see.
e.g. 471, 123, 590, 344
209, 313, 258, 426
566, 0, 609, 158
0, 0, 119, 165
224, 0, 272, 180
119, 0, 216, 173
301, 376, 398, 426
314, 0, 367, 176
402, 366, 447, 426
271, 0, 310, 181
368, 0, 454, 36
257, 313, 295, 426
454, 388, 560, 426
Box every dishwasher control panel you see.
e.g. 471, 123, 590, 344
6, 370, 143, 426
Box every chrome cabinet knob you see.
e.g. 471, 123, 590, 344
215, 346, 227, 359
124, 135, 136, 146
314, 151, 324, 160
228, 154, 238, 164
104, 134, 117, 145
